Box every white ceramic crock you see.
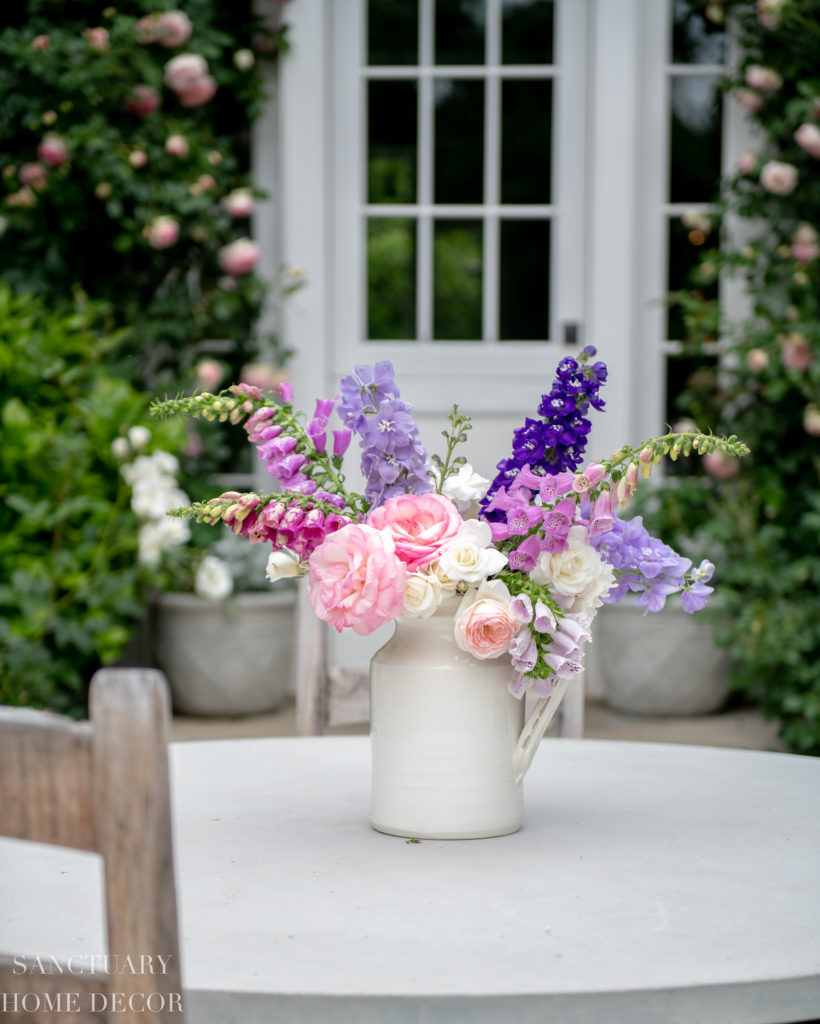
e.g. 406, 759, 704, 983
369, 598, 569, 840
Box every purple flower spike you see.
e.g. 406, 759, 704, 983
482, 349, 607, 519
278, 380, 293, 403
337, 362, 432, 506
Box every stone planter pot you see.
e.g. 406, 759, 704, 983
589, 597, 730, 716
153, 590, 295, 716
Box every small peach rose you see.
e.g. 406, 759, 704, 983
454, 580, 518, 660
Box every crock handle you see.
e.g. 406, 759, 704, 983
512, 676, 571, 784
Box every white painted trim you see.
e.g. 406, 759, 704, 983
586, 0, 643, 453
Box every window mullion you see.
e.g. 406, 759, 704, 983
483, 0, 502, 344
416, 0, 434, 343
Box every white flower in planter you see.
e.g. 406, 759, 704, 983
195, 556, 234, 601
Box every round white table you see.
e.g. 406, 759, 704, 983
2, 736, 819, 1023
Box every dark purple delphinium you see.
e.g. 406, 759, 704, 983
481, 347, 607, 521
337, 362, 432, 508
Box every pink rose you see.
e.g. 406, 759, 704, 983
18, 162, 48, 187
733, 88, 763, 113
744, 65, 782, 93
126, 84, 161, 117
222, 187, 254, 218
36, 133, 69, 168
757, 0, 786, 29
703, 451, 739, 480
145, 215, 179, 250
736, 150, 759, 175
218, 238, 261, 276
164, 133, 189, 157
792, 224, 819, 264
239, 362, 285, 391
176, 74, 217, 108
164, 53, 208, 91
367, 493, 462, 572
83, 27, 109, 52
308, 523, 407, 636
795, 123, 820, 159
760, 160, 798, 196
195, 359, 224, 391
781, 333, 813, 371
155, 10, 192, 48
31, 34, 50, 52
454, 580, 517, 660
804, 405, 820, 437
747, 348, 769, 372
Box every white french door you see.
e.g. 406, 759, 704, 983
271, 0, 738, 670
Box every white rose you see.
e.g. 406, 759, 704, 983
195, 556, 234, 600
266, 550, 303, 581
530, 524, 615, 615
438, 519, 507, 583
402, 570, 443, 618
127, 425, 151, 450
440, 462, 491, 513
428, 560, 458, 595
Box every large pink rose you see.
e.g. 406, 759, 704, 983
454, 580, 517, 660
367, 493, 462, 572
308, 523, 406, 636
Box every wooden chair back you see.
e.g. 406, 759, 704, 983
0, 668, 184, 1023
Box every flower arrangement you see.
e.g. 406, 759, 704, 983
152, 350, 748, 698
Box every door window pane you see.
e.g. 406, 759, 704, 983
666, 214, 718, 341
368, 81, 418, 204
368, 0, 419, 65
669, 75, 721, 203
501, 79, 551, 203
671, 0, 724, 65
367, 219, 417, 340
435, 0, 486, 66
433, 219, 483, 340
502, 0, 554, 65
434, 79, 484, 204
500, 219, 550, 340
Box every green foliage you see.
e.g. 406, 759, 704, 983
0, 0, 288, 393
650, 0, 820, 753
0, 285, 185, 714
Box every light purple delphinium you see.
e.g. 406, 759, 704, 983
590, 515, 715, 613
337, 362, 432, 506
